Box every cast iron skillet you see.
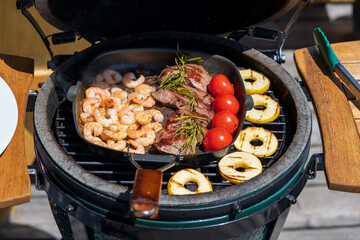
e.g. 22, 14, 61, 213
68, 48, 253, 218
70, 49, 253, 164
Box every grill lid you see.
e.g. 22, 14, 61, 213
34, 0, 298, 40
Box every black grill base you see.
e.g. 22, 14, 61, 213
38, 159, 311, 240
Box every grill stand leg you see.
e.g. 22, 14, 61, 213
68, 214, 89, 240
266, 207, 290, 240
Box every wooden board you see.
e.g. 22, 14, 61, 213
0, 54, 33, 208
294, 41, 360, 193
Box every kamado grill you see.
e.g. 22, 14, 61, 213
8, 0, 341, 239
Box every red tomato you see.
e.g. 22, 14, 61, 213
208, 74, 235, 97
203, 127, 233, 152
212, 94, 240, 115
211, 111, 239, 134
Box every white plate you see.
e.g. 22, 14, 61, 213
0, 76, 18, 155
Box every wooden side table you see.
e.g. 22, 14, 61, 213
0, 54, 33, 209
294, 41, 360, 193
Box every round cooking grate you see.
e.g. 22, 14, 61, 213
53, 89, 290, 192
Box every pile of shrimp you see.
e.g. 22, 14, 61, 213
80, 69, 164, 154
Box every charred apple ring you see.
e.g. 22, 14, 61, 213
234, 127, 278, 157
245, 94, 280, 124
218, 152, 263, 184
167, 168, 213, 195
239, 69, 270, 94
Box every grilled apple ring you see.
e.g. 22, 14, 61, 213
168, 168, 213, 195
245, 94, 280, 124
239, 69, 270, 94
218, 152, 262, 184
234, 127, 278, 157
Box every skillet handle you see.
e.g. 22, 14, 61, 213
130, 169, 163, 219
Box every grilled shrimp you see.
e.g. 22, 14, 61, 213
129, 92, 156, 107
126, 124, 147, 139
85, 87, 110, 101
143, 122, 163, 133
134, 111, 152, 125
83, 122, 106, 147
148, 109, 164, 123
135, 129, 156, 147
123, 72, 145, 88
80, 112, 95, 123
101, 123, 128, 141
119, 112, 136, 125
126, 140, 145, 154
111, 87, 128, 100
103, 69, 122, 84
134, 84, 156, 97
83, 97, 101, 113
118, 103, 144, 125
96, 69, 122, 84
127, 122, 163, 139
107, 139, 126, 151
93, 108, 119, 127
108, 88, 128, 111
134, 110, 164, 125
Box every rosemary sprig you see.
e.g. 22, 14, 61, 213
174, 114, 209, 153
159, 51, 202, 111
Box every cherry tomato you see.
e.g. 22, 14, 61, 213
211, 111, 239, 134
203, 127, 233, 152
208, 74, 235, 97
212, 94, 240, 115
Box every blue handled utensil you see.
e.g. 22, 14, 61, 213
313, 27, 360, 101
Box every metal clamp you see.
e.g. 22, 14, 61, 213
307, 153, 324, 180
28, 166, 45, 190
26, 89, 38, 112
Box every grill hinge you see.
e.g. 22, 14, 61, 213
275, 0, 314, 64
16, 0, 92, 70
16, 0, 54, 59
228, 0, 313, 64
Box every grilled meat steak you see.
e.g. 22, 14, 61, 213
154, 110, 209, 155
158, 64, 211, 92
153, 63, 214, 154
152, 86, 215, 119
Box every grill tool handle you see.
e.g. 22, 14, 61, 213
130, 169, 163, 219
294, 41, 360, 193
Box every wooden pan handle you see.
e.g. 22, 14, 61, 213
130, 169, 163, 219
294, 43, 360, 193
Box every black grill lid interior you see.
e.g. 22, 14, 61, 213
35, 0, 297, 40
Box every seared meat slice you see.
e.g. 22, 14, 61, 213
154, 130, 192, 155
153, 110, 208, 155
165, 109, 209, 130
180, 84, 214, 106
152, 88, 215, 119
158, 64, 211, 92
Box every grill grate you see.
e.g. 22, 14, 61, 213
53, 90, 289, 192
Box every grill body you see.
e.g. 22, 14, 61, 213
33, 32, 312, 239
